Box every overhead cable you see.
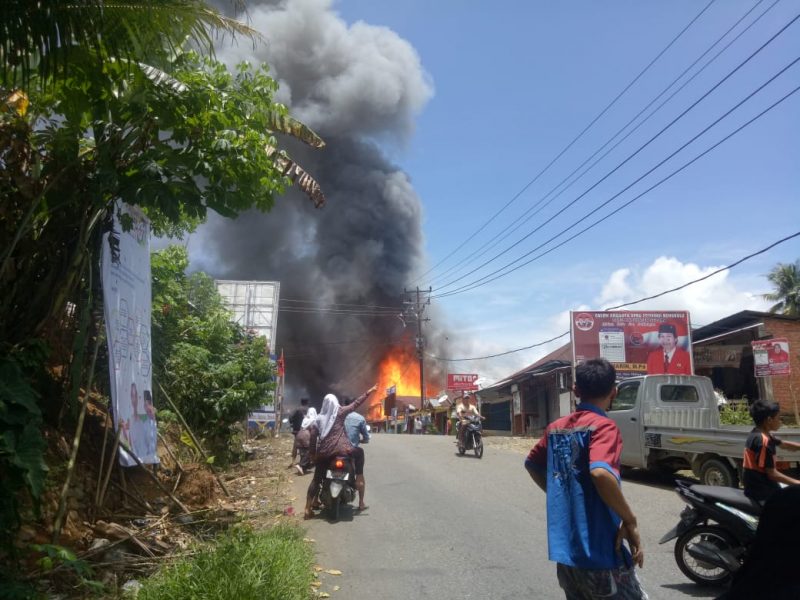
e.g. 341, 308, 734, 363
427, 229, 800, 362
433, 46, 800, 297
413, 0, 717, 284
428, 0, 778, 288
432, 12, 799, 294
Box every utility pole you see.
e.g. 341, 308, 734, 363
404, 286, 431, 420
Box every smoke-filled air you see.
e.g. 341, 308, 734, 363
192, 0, 443, 406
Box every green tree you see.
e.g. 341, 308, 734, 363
152, 246, 274, 457
763, 260, 800, 316
0, 0, 255, 90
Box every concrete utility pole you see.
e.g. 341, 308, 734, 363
404, 287, 431, 418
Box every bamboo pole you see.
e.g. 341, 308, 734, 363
53, 323, 102, 542
156, 382, 230, 497
157, 432, 183, 473
94, 411, 111, 505
98, 427, 122, 509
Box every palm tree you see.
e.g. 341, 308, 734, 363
0, 0, 256, 90
763, 260, 800, 316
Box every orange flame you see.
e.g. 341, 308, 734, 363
366, 346, 431, 421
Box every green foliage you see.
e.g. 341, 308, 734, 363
152, 245, 274, 458
138, 525, 314, 600
763, 260, 800, 316
0, 353, 48, 545
719, 402, 754, 426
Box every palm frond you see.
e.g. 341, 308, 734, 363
0, 1, 260, 90
267, 112, 325, 148
266, 146, 325, 209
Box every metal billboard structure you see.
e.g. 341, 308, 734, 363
215, 280, 280, 352
215, 280, 282, 434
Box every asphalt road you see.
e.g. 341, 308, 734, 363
292, 434, 725, 600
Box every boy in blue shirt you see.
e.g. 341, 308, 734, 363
525, 358, 647, 599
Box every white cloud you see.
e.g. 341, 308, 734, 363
451, 257, 770, 385
595, 256, 770, 327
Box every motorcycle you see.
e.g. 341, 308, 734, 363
457, 415, 484, 458
319, 454, 357, 521
660, 479, 761, 586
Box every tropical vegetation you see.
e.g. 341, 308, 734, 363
763, 260, 800, 317
0, 0, 325, 578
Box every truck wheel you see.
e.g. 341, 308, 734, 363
699, 458, 739, 488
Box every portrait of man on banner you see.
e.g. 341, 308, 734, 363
645, 323, 692, 375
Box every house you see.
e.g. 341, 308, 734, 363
479, 343, 573, 436
692, 310, 800, 416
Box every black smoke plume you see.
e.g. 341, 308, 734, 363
193, 0, 443, 404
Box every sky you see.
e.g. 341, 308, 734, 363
187, 0, 800, 387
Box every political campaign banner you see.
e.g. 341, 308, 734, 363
693, 345, 743, 369
571, 310, 693, 379
102, 203, 158, 466
447, 373, 479, 391
752, 338, 791, 377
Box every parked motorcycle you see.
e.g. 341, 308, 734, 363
457, 415, 484, 458
320, 455, 357, 521
660, 479, 760, 586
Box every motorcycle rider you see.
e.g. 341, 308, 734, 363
305, 385, 377, 519
742, 400, 800, 504
455, 392, 483, 447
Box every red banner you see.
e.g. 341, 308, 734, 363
752, 338, 791, 377
447, 373, 479, 391
571, 310, 693, 379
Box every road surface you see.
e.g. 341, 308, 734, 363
291, 434, 723, 599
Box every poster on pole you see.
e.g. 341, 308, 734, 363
571, 310, 693, 379
752, 338, 791, 377
102, 203, 158, 466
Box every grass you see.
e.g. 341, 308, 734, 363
138, 524, 314, 600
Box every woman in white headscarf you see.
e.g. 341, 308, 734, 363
305, 384, 377, 519
290, 407, 317, 475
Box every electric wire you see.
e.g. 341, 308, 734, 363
426, 229, 800, 362
432, 11, 799, 294
413, 0, 718, 284
431, 24, 800, 297
427, 0, 778, 288
433, 75, 800, 299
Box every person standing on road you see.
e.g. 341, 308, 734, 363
525, 358, 648, 600
289, 398, 309, 435
290, 407, 317, 475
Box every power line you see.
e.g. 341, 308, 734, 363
427, 0, 778, 288
414, 0, 718, 284
432, 12, 800, 295
427, 230, 800, 362
433, 48, 800, 298
281, 298, 402, 310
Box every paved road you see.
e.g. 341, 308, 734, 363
292, 434, 724, 600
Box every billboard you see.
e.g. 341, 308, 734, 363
102, 203, 159, 466
447, 373, 479, 391
571, 311, 693, 379
752, 338, 791, 377
215, 280, 280, 352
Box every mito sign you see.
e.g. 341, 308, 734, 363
447, 373, 479, 391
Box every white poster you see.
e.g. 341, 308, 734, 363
102, 203, 158, 466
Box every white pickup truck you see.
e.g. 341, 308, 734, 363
606, 374, 800, 487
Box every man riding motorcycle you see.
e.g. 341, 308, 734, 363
455, 392, 484, 446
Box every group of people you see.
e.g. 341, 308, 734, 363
287, 385, 377, 520
526, 357, 800, 600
